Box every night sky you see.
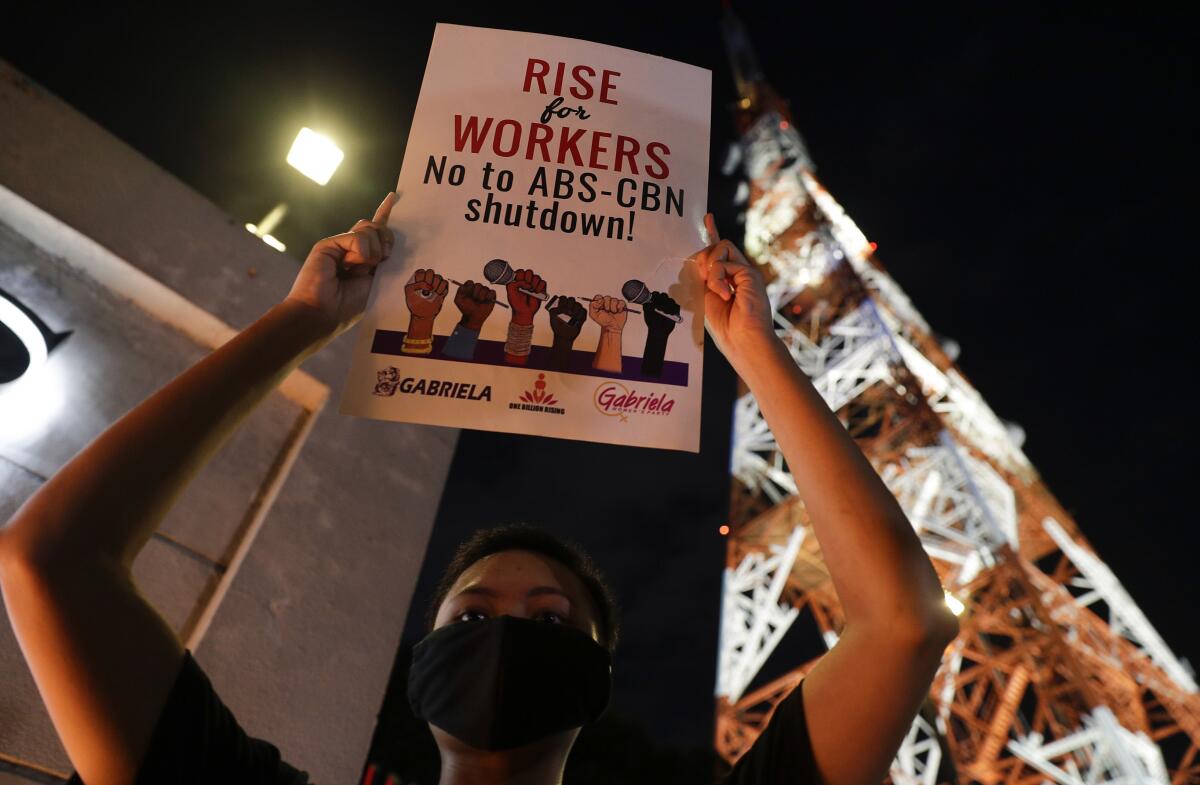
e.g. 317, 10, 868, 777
3, 0, 1194, 772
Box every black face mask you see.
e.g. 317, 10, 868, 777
408, 615, 612, 751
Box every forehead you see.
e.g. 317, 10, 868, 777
448, 549, 586, 598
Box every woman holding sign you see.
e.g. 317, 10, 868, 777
0, 194, 956, 784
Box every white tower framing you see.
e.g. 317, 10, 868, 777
714, 9, 1198, 785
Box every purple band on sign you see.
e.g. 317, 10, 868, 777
371, 329, 689, 387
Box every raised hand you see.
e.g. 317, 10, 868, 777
589, 295, 626, 373
285, 192, 397, 335
689, 214, 960, 785
453, 280, 497, 331
506, 268, 546, 326
640, 291, 680, 377
693, 212, 775, 372
547, 295, 587, 371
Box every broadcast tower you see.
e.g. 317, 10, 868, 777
714, 10, 1199, 785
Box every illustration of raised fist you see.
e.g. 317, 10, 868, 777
643, 291, 680, 337
640, 291, 680, 378
589, 294, 626, 374
506, 268, 546, 326
454, 279, 497, 331
404, 268, 449, 320
547, 295, 588, 372
549, 295, 587, 343
588, 294, 628, 332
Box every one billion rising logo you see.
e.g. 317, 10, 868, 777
520, 374, 557, 405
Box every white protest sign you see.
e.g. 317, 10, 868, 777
340, 23, 711, 452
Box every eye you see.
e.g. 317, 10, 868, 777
536, 610, 566, 624
455, 608, 488, 623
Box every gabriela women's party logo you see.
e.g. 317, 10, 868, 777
593, 382, 675, 422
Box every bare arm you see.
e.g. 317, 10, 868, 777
697, 214, 957, 785
0, 194, 396, 785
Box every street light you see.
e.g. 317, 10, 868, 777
287, 128, 344, 186
247, 128, 345, 253
944, 592, 965, 617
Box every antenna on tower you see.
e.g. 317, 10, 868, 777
719, 5, 765, 107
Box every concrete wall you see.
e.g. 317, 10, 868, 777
0, 59, 457, 782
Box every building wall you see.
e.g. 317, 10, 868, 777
0, 59, 457, 783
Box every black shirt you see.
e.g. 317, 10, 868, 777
66, 651, 309, 785
67, 652, 813, 784
715, 679, 815, 785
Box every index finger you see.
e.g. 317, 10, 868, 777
373, 191, 399, 224
703, 212, 720, 245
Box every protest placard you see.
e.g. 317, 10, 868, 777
340, 23, 711, 451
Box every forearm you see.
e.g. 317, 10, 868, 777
734, 334, 948, 634
3, 298, 334, 569
592, 329, 623, 372
504, 315, 535, 365
641, 331, 669, 377
441, 322, 479, 360
548, 333, 575, 371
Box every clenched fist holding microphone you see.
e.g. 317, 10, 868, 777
640, 291, 680, 378
504, 268, 547, 365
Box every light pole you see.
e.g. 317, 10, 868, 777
247, 127, 344, 253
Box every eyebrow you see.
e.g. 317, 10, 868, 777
453, 585, 571, 602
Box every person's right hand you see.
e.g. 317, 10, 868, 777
286, 192, 396, 335
453, 280, 497, 330
405, 268, 449, 319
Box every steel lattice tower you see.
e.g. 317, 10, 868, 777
713, 11, 1199, 785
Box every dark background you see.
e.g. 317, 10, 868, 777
3, 3, 1194, 781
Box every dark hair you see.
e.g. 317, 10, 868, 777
425, 523, 620, 654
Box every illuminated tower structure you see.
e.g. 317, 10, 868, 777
714, 11, 1199, 785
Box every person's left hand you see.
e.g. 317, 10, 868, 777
285, 192, 397, 334
693, 212, 775, 369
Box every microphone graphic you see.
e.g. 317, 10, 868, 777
576, 295, 640, 315
481, 258, 549, 301
621, 279, 683, 323
446, 277, 510, 309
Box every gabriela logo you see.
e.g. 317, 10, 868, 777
373, 367, 492, 401
593, 382, 675, 422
